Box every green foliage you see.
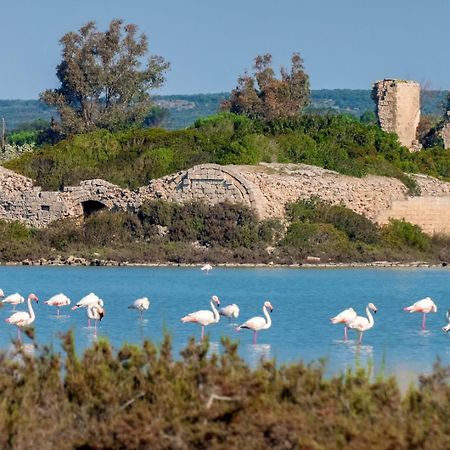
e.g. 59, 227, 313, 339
0, 335, 448, 448
382, 219, 432, 252
40, 19, 169, 135
287, 197, 380, 244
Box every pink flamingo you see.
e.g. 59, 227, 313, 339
4, 293, 38, 341
44, 293, 71, 316
348, 303, 378, 344
72, 293, 104, 327
236, 301, 274, 344
2, 293, 24, 310
403, 297, 437, 330
330, 307, 357, 341
181, 295, 220, 340
219, 303, 240, 323
87, 303, 104, 336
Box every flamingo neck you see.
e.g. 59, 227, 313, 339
262, 306, 272, 329
210, 301, 219, 323
365, 305, 374, 328
27, 296, 35, 321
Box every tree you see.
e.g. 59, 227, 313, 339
41, 19, 170, 135
222, 53, 310, 122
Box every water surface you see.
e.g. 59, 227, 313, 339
0, 266, 449, 384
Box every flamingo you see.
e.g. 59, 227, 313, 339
201, 264, 213, 274
236, 301, 274, 344
4, 293, 39, 341
219, 303, 240, 322
181, 295, 220, 340
403, 297, 437, 330
442, 309, 450, 333
2, 293, 25, 310
348, 303, 378, 344
72, 293, 104, 326
129, 297, 150, 319
87, 303, 104, 336
44, 293, 71, 316
0, 289, 4, 298
330, 307, 357, 341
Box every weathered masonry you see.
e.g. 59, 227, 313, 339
1, 163, 450, 235
372, 79, 421, 152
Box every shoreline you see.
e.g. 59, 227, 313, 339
0, 257, 447, 269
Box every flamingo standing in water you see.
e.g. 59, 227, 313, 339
348, 303, 377, 344
330, 307, 357, 341
4, 293, 39, 341
87, 303, 104, 336
219, 303, 240, 323
403, 297, 437, 330
201, 264, 213, 275
181, 295, 220, 340
44, 293, 71, 316
129, 297, 150, 319
2, 293, 24, 310
236, 301, 274, 344
72, 293, 104, 326
442, 309, 450, 333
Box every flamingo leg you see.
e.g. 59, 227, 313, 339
57, 307, 60, 317
201, 326, 205, 341
253, 331, 257, 345
94, 320, 97, 336
359, 332, 363, 344
344, 326, 348, 341
12, 304, 16, 311
422, 313, 426, 330
88, 318, 91, 328
17, 327, 21, 342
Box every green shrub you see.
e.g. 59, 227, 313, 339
382, 219, 432, 252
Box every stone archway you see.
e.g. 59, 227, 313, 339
81, 200, 108, 218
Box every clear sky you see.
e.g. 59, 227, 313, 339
2, 0, 450, 99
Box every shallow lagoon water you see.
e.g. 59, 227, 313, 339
0, 266, 449, 383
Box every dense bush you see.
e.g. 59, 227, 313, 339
0, 335, 449, 449
4, 112, 449, 193
0, 199, 446, 265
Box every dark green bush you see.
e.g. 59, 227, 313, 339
382, 219, 432, 252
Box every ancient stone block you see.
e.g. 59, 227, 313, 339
372, 79, 421, 151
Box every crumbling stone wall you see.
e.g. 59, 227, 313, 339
2, 163, 450, 235
139, 164, 266, 217
440, 113, 450, 149
372, 79, 421, 151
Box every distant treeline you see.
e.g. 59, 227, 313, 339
2, 90, 448, 131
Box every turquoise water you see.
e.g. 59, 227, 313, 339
0, 266, 449, 382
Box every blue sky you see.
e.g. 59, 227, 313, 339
2, 0, 450, 98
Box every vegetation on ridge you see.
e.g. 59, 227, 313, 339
0, 199, 448, 265
4, 112, 450, 192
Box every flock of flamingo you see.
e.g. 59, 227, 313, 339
0, 265, 448, 345
330, 297, 449, 344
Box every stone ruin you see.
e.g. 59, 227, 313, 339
372, 79, 421, 151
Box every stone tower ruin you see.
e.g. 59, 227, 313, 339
372, 79, 421, 151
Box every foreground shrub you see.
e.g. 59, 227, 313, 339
0, 335, 448, 449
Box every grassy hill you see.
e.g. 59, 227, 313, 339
3, 90, 447, 131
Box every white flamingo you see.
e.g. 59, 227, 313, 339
72, 293, 104, 326
403, 297, 437, 330
201, 264, 213, 274
348, 303, 378, 344
129, 297, 150, 319
4, 293, 39, 341
219, 303, 240, 322
181, 295, 220, 340
44, 293, 71, 316
442, 309, 450, 333
330, 307, 357, 341
0, 289, 4, 298
87, 303, 104, 335
236, 301, 274, 344
2, 293, 24, 310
